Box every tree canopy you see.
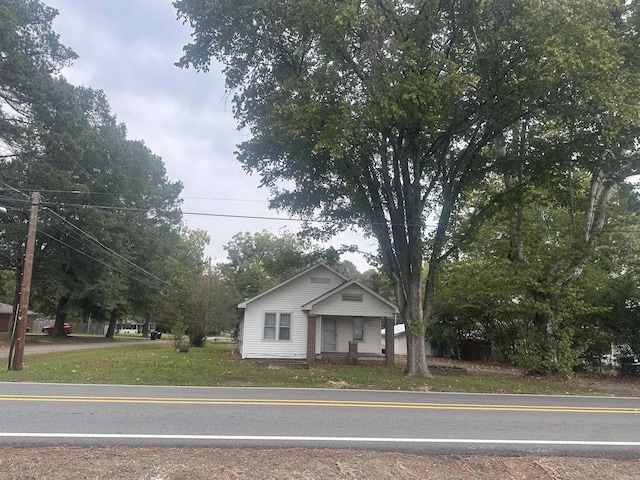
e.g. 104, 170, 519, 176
0, 0, 184, 336
176, 0, 640, 375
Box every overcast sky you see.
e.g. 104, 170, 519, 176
44, 0, 377, 271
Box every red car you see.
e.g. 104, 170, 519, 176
42, 323, 73, 335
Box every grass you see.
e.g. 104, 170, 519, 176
0, 339, 638, 396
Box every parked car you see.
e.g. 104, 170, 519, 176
42, 323, 73, 335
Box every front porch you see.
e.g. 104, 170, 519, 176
307, 315, 396, 366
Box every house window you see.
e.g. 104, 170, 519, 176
342, 292, 363, 302
263, 312, 292, 341
353, 317, 364, 341
279, 313, 291, 340
264, 313, 276, 340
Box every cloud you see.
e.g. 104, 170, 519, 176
44, 0, 376, 272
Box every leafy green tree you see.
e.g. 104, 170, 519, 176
175, 0, 638, 376
435, 173, 640, 373
156, 226, 239, 346
219, 230, 347, 299
1, 0, 185, 339
0, 0, 76, 329
360, 268, 394, 301
0, 0, 76, 161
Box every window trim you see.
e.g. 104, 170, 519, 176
263, 312, 293, 341
352, 317, 364, 341
263, 312, 277, 340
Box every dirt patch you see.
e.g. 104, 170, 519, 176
0, 447, 638, 479
326, 380, 351, 388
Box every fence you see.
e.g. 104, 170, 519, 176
32, 319, 107, 335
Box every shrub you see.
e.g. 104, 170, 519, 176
171, 324, 190, 353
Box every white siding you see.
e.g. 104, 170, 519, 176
308, 285, 396, 318
319, 316, 382, 354
241, 266, 344, 359
379, 332, 434, 356
337, 317, 381, 354
395, 333, 407, 355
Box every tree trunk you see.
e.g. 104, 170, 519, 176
403, 276, 431, 377
142, 312, 151, 337
53, 296, 69, 337
105, 307, 119, 338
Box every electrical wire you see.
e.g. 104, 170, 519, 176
21, 189, 270, 203
42, 207, 171, 286
37, 230, 164, 291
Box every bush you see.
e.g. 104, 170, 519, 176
513, 328, 581, 376
618, 354, 640, 377
171, 324, 190, 353
188, 327, 206, 347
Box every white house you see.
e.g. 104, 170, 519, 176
380, 323, 434, 357
237, 264, 399, 365
381, 323, 407, 356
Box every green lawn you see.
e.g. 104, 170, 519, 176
0, 340, 637, 396
3, 333, 145, 345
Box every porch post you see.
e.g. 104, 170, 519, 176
385, 318, 394, 366
307, 315, 316, 363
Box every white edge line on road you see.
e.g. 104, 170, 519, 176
0, 433, 639, 446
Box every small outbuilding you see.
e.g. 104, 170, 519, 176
0, 302, 35, 333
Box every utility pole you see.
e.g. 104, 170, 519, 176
8, 192, 40, 371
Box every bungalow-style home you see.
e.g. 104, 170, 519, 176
237, 264, 399, 365
0, 302, 35, 333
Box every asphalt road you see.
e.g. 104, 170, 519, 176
0, 383, 638, 457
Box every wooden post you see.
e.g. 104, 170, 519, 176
9, 192, 39, 371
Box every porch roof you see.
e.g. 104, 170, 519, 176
301, 279, 398, 317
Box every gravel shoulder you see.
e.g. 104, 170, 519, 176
1, 447, 639, 479
0, 338, 156, 358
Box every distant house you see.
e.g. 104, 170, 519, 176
237, 264, 398, 365
381, 323, 434, 357
381, 323, 407, 356
0, 302, 35, 333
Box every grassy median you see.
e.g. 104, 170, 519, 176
0, 339, 638, 396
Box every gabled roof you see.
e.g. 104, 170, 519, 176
0, 302, 13, 315
382, 323, 405, 336
0, 302, 35, 315
301, 279, 399, 313
237, 263, 348, 309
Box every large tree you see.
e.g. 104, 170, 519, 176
219, 229, 335, 299
175, 0, 639, 376
155, 226, 240, 345
1, 1, 184, 336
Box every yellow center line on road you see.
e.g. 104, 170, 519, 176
0, 394, 638, 413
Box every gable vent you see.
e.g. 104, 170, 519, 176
342, 292, 363, 302
310, 276, 331, 284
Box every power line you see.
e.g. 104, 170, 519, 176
42, 207, 171, 286
21, 189, 269, 203
7, 183, 640, 237
38, 200, 640, 233
41, 200, 316, 223
37, 230, 164, 291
